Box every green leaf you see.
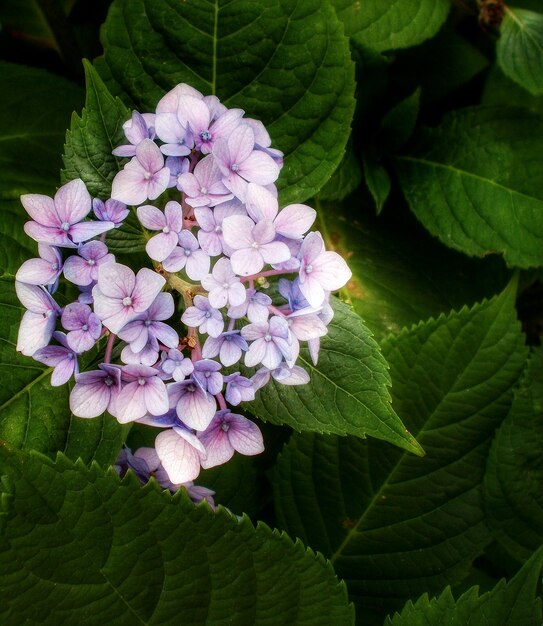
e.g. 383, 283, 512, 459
62, 59, 129, 199
362, 156, 391, 215
497, 7, 543, 96
482, 66, 543, 116
395, 106, 543, 268
385, 546, 543, 625
333, 0, 450, 52
0, 278, 126, 465
377, 88, 421, 155
0, 446, 354, 625
316, 204, 510, 342
0, 61, 83, 276
98, 0, 355, 204
246, 297, 423, 456
317, 141, 362, 202
272, 278, 528, 620
484, 348, 543, 564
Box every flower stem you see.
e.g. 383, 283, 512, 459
104, 333, 116, 364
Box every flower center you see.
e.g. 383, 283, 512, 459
104, 376, 113, 387
200, 187, 208, 195
305, 264, 313, 274
264, 334, 272, 342
87, 259, 96, 266
222, 282, 230, 289
163, 226, 170, 234
51, 263, 59, 271
122, 296, 132, 307
231, 163, 239, 172
221, 422, 230, 432
214, 225, 222, 233
184, 249, 191, 256
143, 171, 152, 180
205, 311, 212, 318
61, 222, 70, 232
82, 324, 89, 331
144, 320, 152, 327
200, 130, 212, 141
138, 377, 146, 386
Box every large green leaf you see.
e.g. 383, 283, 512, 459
0, 446, 354, 625
316, 204, 509, 342
395, 106, 543, 268
332, 0, 450, 53
0, 61, 83, 276
497, 7, 543, 96
385, 546, 543, 625
272, 279, 527, 621
97, 0, 355, 204
0, 278, 126, 465
483, 348, 543, 565
246, 297, 423, 456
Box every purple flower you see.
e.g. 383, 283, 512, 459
223, 373, 255, 405
241, 316, 292, 369
178, 95, 243, 154
111, 139, 170, 206
198, 410, 264, 469
137, 201, 183, 262
159, 348, 194, 382
227, 288, 271, 324
92, 198, 129, 227
168, 378, 217, 431
308, 299, 334, 365
297, 232, 352, 308
222, 215, 290, 276
61, 302, 102, 353
155, 427, 205, 484
177, 155, 232, 207
201, 258, 245, 309
117, 292, 179, 364
112, 111, 156, 157
162, 230, 210, 280
110, 364, 169, 423
70, 363, 122, 418
154, 111, 194, 156
181, 295, 224, 338
166, 156, 189, 188
194, 200, 246, 257
193, 359, 223, 395
15, 281, 61, 356
92, 262, 166, 334
33, 332, 77, 386
213, 125, 280, 200
22, 179, 114, 247
202, 331, 248, 367
252, 364, 310, 390
278, 278, 309, 312
287, 308, 328, 341
63, 240, 114, 287
16, 244, 63, 287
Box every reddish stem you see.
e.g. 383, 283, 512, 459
104, 332, 116, 364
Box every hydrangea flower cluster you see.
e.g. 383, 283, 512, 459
15, 83, 352, 502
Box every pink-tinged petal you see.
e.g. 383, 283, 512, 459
199, 427, 234, 469
162, 247, 187, 272
155, 112, 185, 144
198, 230, 223, 257
178, 96, 210, 133
115, 382, 148, 423
289, 314, 327, 341
220, 341, 242, 367
311, 251, 352, 291
245, 183, 278, 222
155, 429, 201, 484
193, 207, 215, 230
146, 231, 179, 262
20, 193, 59, 226
24, 221, 75, 247
185, 250, 210, 281
212, 137, 232, 175
274, 203, 316, 238
50, 357, 76, 386
230, 248, 264, 277
98, 262, 135, 298
300, 231, 325, 264
103, 306, 140, 335
164, 202, 183, 232
132, 268, 166, 312
228, 124, 254, 164
137, 204, 166, 230
111, 165, 149, 206
143, 377, 169, 416
61, 302, 90, 329
70, 379, 111, 417
66, 329, 96, 353
157, 84, 200, 114
206, 316, 225, 338
252, 219, 275, 245
119, 321, 148, 352
261, 342, 283, 370
177, 388, 217, 431
148, 292, 175, 320
16, 258, 58, 285
135, 138, 164, 173
154, 322, 179, 349
228, 282, 246, 307
54, 179, 92, 224
63, 255, 94, 286
299, 275, 326, 309
238, 150, 280, 185
207, 288, 228, 310
212, 109, 244, 143
244, 338, 267, 368
69, 220, 114, 243
177, 173, 201, 198
241, 322, 267, 341
228, 416, 264, 456
17, 310, 56, 356
280, 365, 311, 385
223, 173, 249, 201
15, 281, 57, 313
260, 241, 291, 265
147, 167, 171, 201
